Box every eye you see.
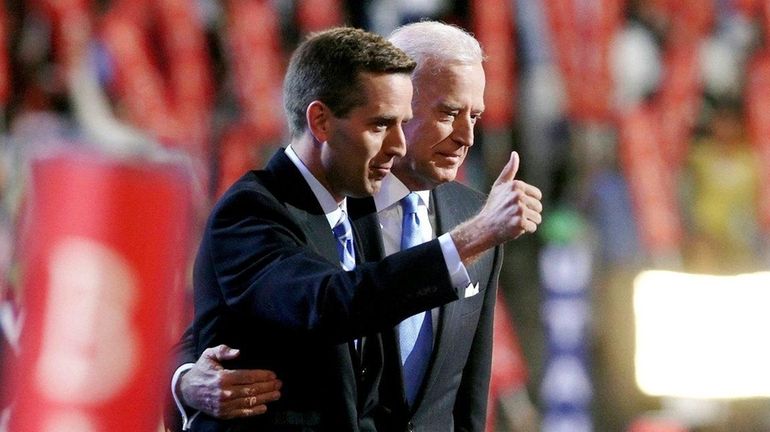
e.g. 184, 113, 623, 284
470, 113, 482, 124
372, 119, 391, 131
440, 111, 459, 122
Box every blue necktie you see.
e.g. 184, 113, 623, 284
397, 192, 433, 407
332, 210, 355, 271
333, 209, 361, 352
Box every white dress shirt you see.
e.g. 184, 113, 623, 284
373, 175, 472, 336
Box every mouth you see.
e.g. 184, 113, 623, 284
370, 165, 392, 179
435, 152, 463, 164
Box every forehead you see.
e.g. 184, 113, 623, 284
415, 62, 485, 107
353, 72, 414, 115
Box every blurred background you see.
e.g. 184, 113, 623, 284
1, 0, 770, 431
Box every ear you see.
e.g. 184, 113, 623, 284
306, 100, 331, 143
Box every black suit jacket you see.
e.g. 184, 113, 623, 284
349, 181, 502, 432
191, 149, 463, 431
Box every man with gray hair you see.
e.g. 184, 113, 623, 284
171, 21, 542, 432
350, 21, 541, 431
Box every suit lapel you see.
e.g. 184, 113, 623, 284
348, 196, 383, 263
417, 183, 480, 407
350, 195, 413, 414
265, 150, 362, 373
433, 182, 482, 281
288, 204, 339, 266
266, 149, 340, 268
350, 184, 483, 412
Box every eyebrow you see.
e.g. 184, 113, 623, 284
438, 102, 484, 115
438, 102, 462, 112
370, 115, 397, 123
369, 114, 412, 124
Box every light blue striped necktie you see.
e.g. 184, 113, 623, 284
397, 192, 433, 407
333, 209, 362, 352
332, 210, 355, 271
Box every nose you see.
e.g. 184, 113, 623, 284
384, 124, 407, 158
452, 116, 474, 147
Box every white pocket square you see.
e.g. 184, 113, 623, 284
464, 282, 480, 298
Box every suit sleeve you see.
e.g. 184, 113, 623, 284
174, 325, 197, 365
164, 326, 196, 432
199, 186, 462, 344
452, 244, 503, 432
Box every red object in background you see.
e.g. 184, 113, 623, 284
619, 103, 683, 256
0, 2, 9, 107
226, 0, 284, 142
9, 149, 192, 432
100, 0, 213, 156
734, 0, 762, 17
216, 121, 264, 197
102, 14, 179, 142
155, 0, 214, 156
296, 0, 343, 33
654, 40, 703, 170
216, 0, 286, 196
486, 290, 529, 431
471, 0, 517, 129
650, 2, 711, 172
745, 50, 770, 235
627, 417, 689, 432
544, 0, 622, 123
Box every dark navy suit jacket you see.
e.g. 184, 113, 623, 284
190, 149, 463, 431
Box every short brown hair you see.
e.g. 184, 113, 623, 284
283, 27, 416, 137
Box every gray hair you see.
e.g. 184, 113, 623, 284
388, 21, 485, 78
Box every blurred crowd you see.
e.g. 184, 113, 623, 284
1, 0, 769, 431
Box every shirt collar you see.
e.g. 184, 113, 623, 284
374, 173, 431, 211
285, 145, 346, 228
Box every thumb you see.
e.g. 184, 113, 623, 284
493, 151, 520, 186
208, 344, 241, 362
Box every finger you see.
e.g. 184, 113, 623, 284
206, 344, 241, 362
522, 183, 543, 200
522, 195, 543, 213
231, 380, 282, 399
219, 402, 268, 419
240, 390, 281, 406
224, 369, 279, 385
511, 180, 542, 200
493, 151, 520, 186
219, 392, 277, 419
519, 200, 542, 222
527, 218, 539, 233
248, 396, 269, 413
524, 208, 542, 226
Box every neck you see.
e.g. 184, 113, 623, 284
290, 135, 344, 204
392, 165, 435, 193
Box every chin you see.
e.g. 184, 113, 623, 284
355, 182, 380, 198
368, 182, 381, 195
434, 170, 458, 184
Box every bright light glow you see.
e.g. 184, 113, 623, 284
634, 270, 770, 399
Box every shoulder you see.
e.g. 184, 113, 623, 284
434, 181, 486, 206
217, 170, 268, 200
209, 170, 284, 220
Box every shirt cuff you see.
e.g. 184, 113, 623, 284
171, 363, 200, 430
438, 232, 471, 290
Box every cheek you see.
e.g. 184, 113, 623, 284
429, 124, 453, 147
408, 124, 445, 155
357, 136, 381, 168
367, 136, 384, 158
